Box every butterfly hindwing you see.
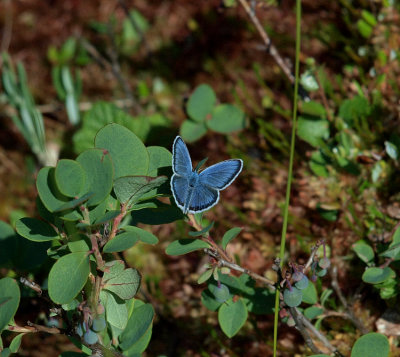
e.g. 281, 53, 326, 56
199, 159, 243, 190
189, 183, 219, 213
172, 136, 192, 176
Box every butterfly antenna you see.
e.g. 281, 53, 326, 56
194, 157, 208, 172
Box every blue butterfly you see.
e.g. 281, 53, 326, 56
171, 136, 243, 214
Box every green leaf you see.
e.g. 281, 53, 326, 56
218, 298, 248, 338
338, 96, 370, 126
122, 324, 152, 355
0, 278, 20, 332
380, 242, 400, 260
208, 104, 246, 133
73, 101, 154, 154
53, 192, 92, 212
300, 101, 326, 117
103, 264, 141, 300
48, 252, 90, 304
187, 84, 216, 122
302, 282, 318, 304
180, 120, 208, 143
201, 289, 222, 311
197, 269, 214, 284
297, 116, 329, 147
55, 159, 86, 197
103, 232, 140, 253
100, 290, 128, 330
352, 240, 374, 264
122, 226, 159, 245
76, 148, 114, 207
95, 123, 149, 178
130, 199, 184, 225
283, 287, 303, 307
357, 19, 373, 38
309, 151, 329, 177
189, 222, 214, 237
384, 141, 398, 160
36, 167, 82, 221
362, 267, 395, 284
114, 176, 167, 206
0, 221, 17, 266
351, 333, 389, 357
9, 333, 25, 353
222, 227, 242, 250
165, 239, 210, 256
119, 303, 155, 350
304, 306, 324, 320
16, 218, 59, 242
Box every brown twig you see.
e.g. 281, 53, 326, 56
0, 0, 13, 53
90, 234, 105, 270
316, 71, 333, 122
289, 307, 322, 354
304, 239, 324, 273
237, 0, 294, 84
20, 277, 42, 295
331, 266, 369, 334
295, 308, 345, 357
108, 203, 128, 242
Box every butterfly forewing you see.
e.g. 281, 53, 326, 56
171, 175, 189, 209
172, 136, 193, 176
199, 159, 243, 190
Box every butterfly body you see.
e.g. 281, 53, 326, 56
171, 136, 243, 214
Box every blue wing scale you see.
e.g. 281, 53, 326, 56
199, 159, 243, 190
172, 136, 192, 176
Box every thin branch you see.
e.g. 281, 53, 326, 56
289, 307, 322, 354
0, 0, 13, 53
304, 239, 324, 273
237, 0, 294, 84
331, 266, 369, 334
295, 308, 345, 357
205, 248, 275, 288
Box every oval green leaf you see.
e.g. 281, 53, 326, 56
362, 267, 395, 284
165, 239, 210, 256
48, 252, 90, 304
119, 303, 155, 350
36, 167, 82, 221
180, 120, 207, 143
353, 240, 374, 264
0, 278, 20, 332
95, 123, 149, 178
302, 281, 318, 304
103, 232, 140, 253
218, 298, 248, 338
76, 148, 114, 206
100, 290, 128, 330
351, 333, 389, 357
208, 104, 246, 133
16, 218, 59, 242
103, 267, 141, 300
122, 226, 159, 245
222, 227, 242, 250
187, 84, 216, 122
55, 159, 86, 197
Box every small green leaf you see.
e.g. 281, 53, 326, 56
385, 141, 398, 160
103, 267, 141, 300
53, 192, 92, 212
304, 306, 324, 320
221, 227, 242, 250
353, 240, 375, 264
103, 232, 140, 253
180, 120, 207, 143
122, 226, 159, 245
16, 218, 59, 242
119, 303, 154, 350
114, 176, 167, 206
95, 123, 149, 178
76, 148, 114, 207
0, 221, 17, 266
165, 239, 210, 256
189, 222, 214, 237
9, 333, 25, 353
284, 287, 303, 307
218, 298, 248, 338
362, 267, 395, 284
297, 116, 329, 147
0, 278, 20, 332
302, 282, 318, 304
209, 284, 230, 303
48, 252, 90, 304
55, 159, 86, 197
351, 333, 389, 357
187, 84, 216, 122
357, 19, 373, 38
100, 290, 128, 330
300, 101, 326, 117
208, 104, 246, 133
197, 269, 214, 284
380, 242, 400, 260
